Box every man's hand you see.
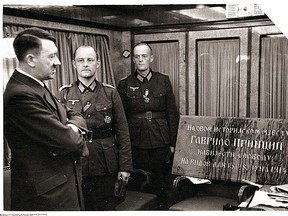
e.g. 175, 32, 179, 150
67, 123, 79, 133
118, 171, 131, 183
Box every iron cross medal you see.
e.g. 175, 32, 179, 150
143, 89, 150, 103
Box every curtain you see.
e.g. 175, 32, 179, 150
3, 25, 115, 95
197, 39, 240, 117
259, 36, 288, 119
149, 42, 179, 108
2, 56, 18, 90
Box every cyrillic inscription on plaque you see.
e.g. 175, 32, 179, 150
172, 116, 288, 185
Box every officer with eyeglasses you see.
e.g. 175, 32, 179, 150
59, 45, 132, 210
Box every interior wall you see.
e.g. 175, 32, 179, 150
113, 31, 132, 85
3, 15, 132, 86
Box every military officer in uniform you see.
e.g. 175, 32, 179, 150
59, 45, 133, 210
117, 42, 179, 209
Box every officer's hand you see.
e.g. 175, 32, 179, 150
118, 171, 131, 183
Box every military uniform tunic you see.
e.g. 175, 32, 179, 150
117, 70, 179, 208
117, 70, 179, 149
59, 80, 132, 210
59, 80, 133, 176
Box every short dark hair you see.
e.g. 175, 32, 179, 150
133, 42, 153, 54
13, 27, 56, 61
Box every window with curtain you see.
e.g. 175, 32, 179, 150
259, 36, 288, 119
148, 41, 180, 108
3, 25, 115, 95
197, 39, 240, 117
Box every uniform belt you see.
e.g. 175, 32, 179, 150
129, 111, 166, 120
87, 128, 113, 140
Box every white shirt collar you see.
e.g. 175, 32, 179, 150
16, 67, 45, 87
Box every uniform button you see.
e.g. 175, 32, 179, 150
87, 115, 91, 118
52, 153, 57, 156
133, 96, 135, 98
104, 107, 107, 110
74, 160, 77, 164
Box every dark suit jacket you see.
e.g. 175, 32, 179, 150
4, 70, 88, 211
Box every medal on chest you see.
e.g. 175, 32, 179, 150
104, 115, 112, 124
143, 89, 150, 103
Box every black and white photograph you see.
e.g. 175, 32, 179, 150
1, 1, 288, 215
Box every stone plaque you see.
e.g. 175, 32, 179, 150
172, 116, 288, 185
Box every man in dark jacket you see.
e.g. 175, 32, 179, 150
4, 27, 88, 211
59, 45, 133, 210
117, 42, 179, 209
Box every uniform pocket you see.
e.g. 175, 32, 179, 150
153, 88, 167, 97
95, 103, 113, 126
155, 119, 170, 144
95, 103, 113, 111
153, 88, 167, 108
101, 138, 119, 173
126, 91, 143, 109
126, 91, 142, 99
35, 173, 68, 196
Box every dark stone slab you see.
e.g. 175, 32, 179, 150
172, 115, 288, 185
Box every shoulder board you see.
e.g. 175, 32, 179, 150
102, 83, 115, 88
120, 75, 129, 80
59, 84, 72, 91
158, 71, 168, 76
